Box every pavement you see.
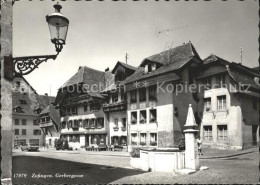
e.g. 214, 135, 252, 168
27, 146, 258, 159
12, 150, 259, 184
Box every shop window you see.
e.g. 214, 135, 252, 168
217, 125, 228, 141
140, 133, 147, 145
131, 133, 137, 145
150, 133, 157, 146
203, 126, 212, 141
139, 110, 147, 124
130, 90, 137, 103
150, 109, 157, 122
120, 136, 127, 146
15, 119, 19, 125
217, 95, 226, 110
130, 112, 137, 124
204, 98, 211, 112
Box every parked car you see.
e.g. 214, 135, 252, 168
21, 143, 39, 152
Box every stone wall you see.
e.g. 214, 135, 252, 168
1, 0, 13, 182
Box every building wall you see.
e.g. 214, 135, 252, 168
238, 94, 259, 148
13, 115, 44, 147
200, 74, 259, 150
44, 126, 60, 148
1, 0, 13, 181
109, 111, 127, 143
127, 81, 175, 150
60, 103, 108, 147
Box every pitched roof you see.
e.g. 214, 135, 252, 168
203, 54, 260, 91
203, 54, 260, 77
61, 66, 107, 89
40, 104, 60, 125
144, 42, 201, 65
122, 42, 201, 85
111, 61, 137, 74
12, 92, 38, 116
12, 92, 56, 116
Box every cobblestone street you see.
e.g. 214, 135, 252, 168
12, 148, 259, 184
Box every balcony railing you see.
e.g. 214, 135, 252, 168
103, 101, 127, 113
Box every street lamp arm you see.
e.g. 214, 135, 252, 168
13, 54, 58, 76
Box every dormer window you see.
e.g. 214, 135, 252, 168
144, 63, 157, 74
34, 107, 42, 114
19, 100, 27, 104
14, 106, 23, 113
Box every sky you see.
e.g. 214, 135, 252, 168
13, 0, 259, 96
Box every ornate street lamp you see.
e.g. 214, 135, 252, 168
46, 3, 69, 53
4, 3, 69, 79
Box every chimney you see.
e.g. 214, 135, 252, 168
105, 67, 109, 72
45, 93, 48, 96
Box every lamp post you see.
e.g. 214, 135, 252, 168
1, 2, 69, 182
4, 2, 69, 79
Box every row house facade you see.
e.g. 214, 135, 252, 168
54, 66, 114, 149
121, 42, 204, 151
53, 42, 259, 150
102, 62, 137, 150
12, 76, 55, 147
198, 54, 259, 150
39, 104, 61, 148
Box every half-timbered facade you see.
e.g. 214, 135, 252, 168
54, 66, 113, 150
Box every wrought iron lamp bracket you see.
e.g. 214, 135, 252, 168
13, 54, 58, 76
4, 53, 58, 80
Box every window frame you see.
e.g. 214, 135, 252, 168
217, 125, 228, 141
22, 129, 26, 136
14, 119, 19, 125
204, 98, 211, 112
139, 88, 146, 102
22, 119, 27, 126
217, 95, 227, 110
203, 126, 212, 141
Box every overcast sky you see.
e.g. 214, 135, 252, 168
13, 0, 259, 96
